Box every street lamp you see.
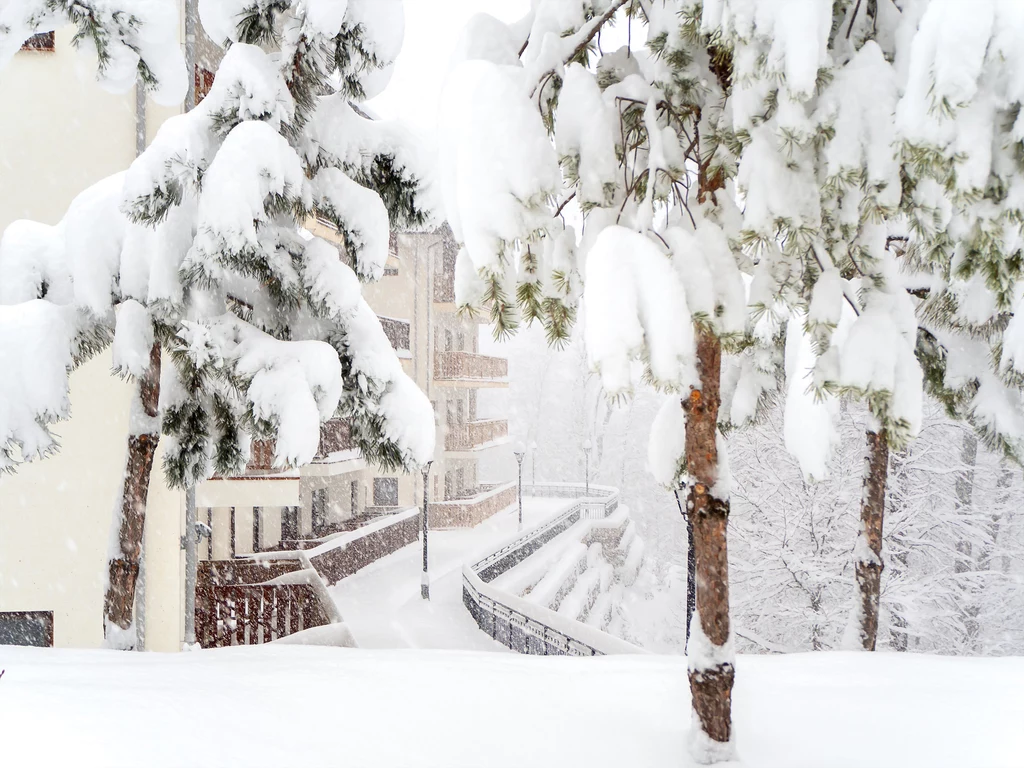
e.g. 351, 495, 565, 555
673, 484, 696, 652
421, 460, 433, 600
583, 438, 593, 496
513, 448, 525, 530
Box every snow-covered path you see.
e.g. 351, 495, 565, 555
328, 496, 575, 650
1, 645, 1021, 768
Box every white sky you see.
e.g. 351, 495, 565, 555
367, 0, 531, 137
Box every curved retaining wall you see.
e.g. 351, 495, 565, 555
462, 484, 643, 656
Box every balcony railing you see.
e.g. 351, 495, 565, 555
445, 419, 508, 451
316, 418, 356, 458
434, 351, 507, 383
378, 315, 410, 353
240, 419, 355, 472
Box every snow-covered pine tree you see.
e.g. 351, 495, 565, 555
442, 0, 1024, 756
701, 1, 1024, 654
0, 0, 436, 647
0, 0, 185, 474
440, 2, 749, 758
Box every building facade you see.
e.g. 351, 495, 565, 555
0, 27, 512, 652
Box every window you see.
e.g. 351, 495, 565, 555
383, 265, 400, 277
20, 32, 55, 52
350, 481, 360, 517
373, 477, 399, 507
282, 506, 299, 541
253, 507, 262, 552
312, 488, 328, 535
0, 611, 53, 647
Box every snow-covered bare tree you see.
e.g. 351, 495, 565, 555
0, 0, 436, 647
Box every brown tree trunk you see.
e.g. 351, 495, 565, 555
855, 428, 888, 651
682, 329, 735, 751
103, 343, 161, 648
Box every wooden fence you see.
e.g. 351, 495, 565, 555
195, 559, 331, 648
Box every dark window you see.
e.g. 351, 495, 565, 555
21, 32, 55, 52
383, 265, 400, 276
0, 611, 53, 647
229, 507, 236, 557
373, 477, 399, 507
312, 488, 328, 535
350, 481, 360, 517
282, 506, 299, 541
389, 231, 399, 257
253, 507, 262, 552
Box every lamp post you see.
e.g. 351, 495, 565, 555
183, 484, 198, 649
673, 485, 696, 652
421, 460, 432, 600
513, 449, 525, 530
583, 438, 593, 496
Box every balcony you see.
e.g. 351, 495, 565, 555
236, 418, 356, 476
445, 419, 509, 452
378, 315, 410, 354
434, 351, 508, 387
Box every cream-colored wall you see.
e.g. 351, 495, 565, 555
0, 352, 132, 647
0, 28, 179, 232
0, 25, 186, 650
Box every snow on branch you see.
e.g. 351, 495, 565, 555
0, 0, 186, 104
0, 301, 77, 471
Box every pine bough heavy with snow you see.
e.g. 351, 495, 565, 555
439, 0, 1024, 762
0, 0, 435, 648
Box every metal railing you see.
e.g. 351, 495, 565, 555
461, 484, 642, 656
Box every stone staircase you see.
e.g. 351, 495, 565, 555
490, 506, 646, 634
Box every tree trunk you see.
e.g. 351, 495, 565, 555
887, 449, 910, 652
682, 329, 734, 754
854, 428, 888, 651
103, 343, 161, 649
953, 432, 979, 651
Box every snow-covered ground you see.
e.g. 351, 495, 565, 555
1, 645, 1020, 768
329, 495, 574, 649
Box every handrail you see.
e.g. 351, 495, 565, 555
462, 483, 643, 656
